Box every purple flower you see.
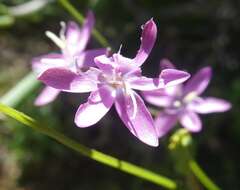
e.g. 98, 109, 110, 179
143, 59, 232, 137
38, 20, 190, 146
32, 11, 106, 106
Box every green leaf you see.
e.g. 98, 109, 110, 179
0, 103, 177, 189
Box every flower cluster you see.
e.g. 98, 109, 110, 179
32, 12, 231, 146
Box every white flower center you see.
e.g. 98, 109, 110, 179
100, 70, 138, 119
173, 100, 182, 108
183, 91, 198, 104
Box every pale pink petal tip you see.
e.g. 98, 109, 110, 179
34, 86, 60, 106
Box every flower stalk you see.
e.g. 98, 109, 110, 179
0, 103, 177, 189
189, 160, 220, 190
169, 129, 221, 190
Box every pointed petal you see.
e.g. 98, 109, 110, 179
159, 59, 176, 70
133, 19, 157, 66
66, 21, 80, 42
98, 85, 116, 107
189, 97, 232, 114
32, 53, 65, 75
74, 88, 114, 127
160, 69, 190, 87
77, 11, 95, 52
155, 112, 178, 137
77, 48, 106, 68
66, 21, 82, 54
34, 86, 60, 106
94, 55, 115, 74
179, 111, 202, 132
184, 67, 212, 96
128, 76, 165, 91
115, 90, 158, 146
66, 11, 94, 54
113, 53, 139, 74
142, 90, 174, 107
38, 68, 98, 93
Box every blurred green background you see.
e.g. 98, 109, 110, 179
0, 0, 239, 189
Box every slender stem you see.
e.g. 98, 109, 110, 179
0, 103, 177, 189
169, 129, 221, 190
58, 0, 110, 47
0, 73, 40, 107
189, 159, 221, 190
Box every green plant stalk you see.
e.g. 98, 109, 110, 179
0, 72, 40, 107
189, 159, 220, 190
0, 103, 177, 189
58, 0, 110, 48
169, 129, 221, 190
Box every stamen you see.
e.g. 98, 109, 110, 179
129, 90, 138, 120
59, 21, 66, 41
74, 57, 82, 74
125, 84, 137, 120
45, 31, 65, 49
106, 47, 112, 57
183, 91, 198, 103
173, 100, 181, 108
117, 44, 123, 54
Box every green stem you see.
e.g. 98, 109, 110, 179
0, 72, 40, 107
58, 0, 110, 47
169, 129, 221, 190
0, 103, 177, 189
189, 159, 221, 190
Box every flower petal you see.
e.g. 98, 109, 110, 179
160, 69, 190, 87
183, 67, 212, 96
128, 76, 164, 91
66, 11, 94, 54
74, 88, 114, 127
94, 55, 115, 74
188, 97, 232, 114
113, 53, 139, 75
32, 53, 65, 75
115, 90, 158, 146
34, 86, 60, 106
38, 68, 98, 93
159, 59, 175, 70
77, 48, 107, 68
155, 112, 178, 137
98, 85, 116, 107
142, 90, 174, 107
133, 19, 157, 66
179, 111, 202, 132
65, 21, 82, 54
77, 11, 95, 52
